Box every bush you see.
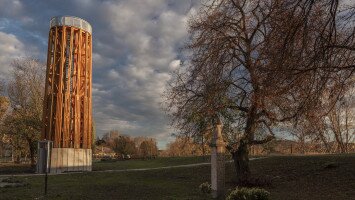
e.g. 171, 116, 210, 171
226, 187, 270, 200
199, 182, 211, 194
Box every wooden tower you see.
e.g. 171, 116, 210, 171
40, 16, 92, 173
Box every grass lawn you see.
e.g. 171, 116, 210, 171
0, 156, 212, 175
251, 154, 355, 200
0, 163, 35, 174
0, 154, 354, 200
92, 156, 211, 171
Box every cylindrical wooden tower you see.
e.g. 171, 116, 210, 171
40, 16, 92, 173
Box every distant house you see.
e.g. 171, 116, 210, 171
93, 145, 116, 158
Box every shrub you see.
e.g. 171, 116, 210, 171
226, 187, 270, 200
199, 182, 212, 194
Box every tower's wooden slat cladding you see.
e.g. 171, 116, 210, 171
42, 16, 92, 149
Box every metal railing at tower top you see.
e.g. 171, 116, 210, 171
50, 16, 92, 34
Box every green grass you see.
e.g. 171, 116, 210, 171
0, 156, 211, 175
1, 165, 212, 200
92, 156, 211, 171
0, 154, 354, 200
251, 154, 355, 200
0, 163, 35, 174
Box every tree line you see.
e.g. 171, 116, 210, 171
95, 130, 159, 159
160, 135, 211, 157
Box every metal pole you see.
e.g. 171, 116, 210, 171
44, 142, 48, 195
44, 141, 51, 195
45, 171, 48, 195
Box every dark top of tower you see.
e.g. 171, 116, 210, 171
50, 16, 92, 34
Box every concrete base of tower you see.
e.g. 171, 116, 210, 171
37, 148, 92, 174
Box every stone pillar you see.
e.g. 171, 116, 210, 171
211, 120, 225, 199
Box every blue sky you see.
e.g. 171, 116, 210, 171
0, 0, 201, 149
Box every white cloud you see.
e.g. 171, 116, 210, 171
0, 32, 25, 79
0, 0, 23, 18
0, 0, 201, 149
107, 69, 120, 80
92, 52, 115, 68
169, 59, 181, 70
89, 1, 199, 147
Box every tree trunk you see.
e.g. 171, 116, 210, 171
318, 131, 331, 153
29, 146, 36, 167
26, 138, 36, 168
202, 137, 205, 156
232, 139, 250, 183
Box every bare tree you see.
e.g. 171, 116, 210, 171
102, 130, 120, 148
0, 80, 9, 121
166, 0, 354, 182
2, 58, 45, 166
165, 136, 209, 157
326, 86, 355, 153
139, 139, 158, 159
290, 79, 355, 154
112, 135, 137, 158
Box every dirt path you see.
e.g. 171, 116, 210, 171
0, 157, 264, 177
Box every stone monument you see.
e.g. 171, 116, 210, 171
211, 119, 226, 199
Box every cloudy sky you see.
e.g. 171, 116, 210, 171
0, 0, 201, 149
